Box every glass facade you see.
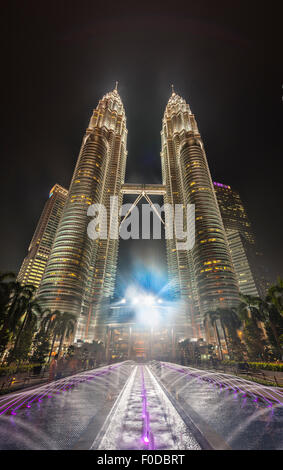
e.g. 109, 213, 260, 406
213, 182, 269, 297
33, 89, 247, 348
161, 91, 239, 338
37, 87, 128, 342
17, 184, 68, 289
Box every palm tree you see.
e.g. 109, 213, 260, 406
0, 272, 16, 326
238, 294, 270, 361
238, 293, 263, 320
204, 310, 223, 360
0, 281, 25, 330
0, 281, 36, 358
38, 308, 52, 333
39, 308, 62, 340
259, 295, 283, 359
215, 309, 230, 354
56, 312, 76, 358
267, 277, 283, 315
8, 296, 43, 363
31, 309, 54, 365
238, 294, 264, 331
216, 307, 244, 360
13, 299, 42, 348
47, 310, 63, 362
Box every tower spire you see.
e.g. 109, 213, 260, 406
114, 81, 118, 92
171, 84, 175, 95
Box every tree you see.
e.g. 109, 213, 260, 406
65, 344, 76, 359
204, 310, 223, 360
7, 297, 42, 364
259, 291, 283, 360
46, 310, 64, 362
56, 312, 76, 358
217, 308, 245, 361
30, 329, 51, 364
0, 272, 16, 328
38, 308, 53, 334
267, 277, 283, 315
8, 314, 38, 363
238, 294, 268, 361
0, 281, 36, 358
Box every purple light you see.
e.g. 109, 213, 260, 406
161, 361, 283, 408
140, 367, 153, 449
0, 362, 126, 417
213, 181, 231, 189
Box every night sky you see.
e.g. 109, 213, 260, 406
1, 1, 282, 293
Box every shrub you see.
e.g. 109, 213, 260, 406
0, 363, 42, 377
222, 360, 283, 372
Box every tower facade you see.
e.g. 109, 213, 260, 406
18, 184, 68, 289
37, 87, 128, 341
161, 90, 239, 337
32, 87, 243, 348
214, 182, 268, 297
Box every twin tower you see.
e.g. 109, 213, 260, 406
37, 85, 239, 342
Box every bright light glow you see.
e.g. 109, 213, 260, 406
121, 298, 126, 304
122, 283, 180, 327
144, 295, 154, 306
140, 307, 160, 327
130, 293, 155, 306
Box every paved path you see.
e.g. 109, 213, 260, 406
93, 364, 200, 450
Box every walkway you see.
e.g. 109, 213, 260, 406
92, 364, 200, 450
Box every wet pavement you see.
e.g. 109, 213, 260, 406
94, 364, 200, 450
0, 360, 282, 450
151, 362, 283, 450
0, 362, 133, 450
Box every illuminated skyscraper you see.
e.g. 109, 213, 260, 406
213, 182, 268, 297
161, 89, 239, 337
18, 184, 68, 289
37, 86, 128, 341
34, 86, 242, 348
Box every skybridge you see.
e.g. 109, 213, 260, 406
121, 183, 166, 196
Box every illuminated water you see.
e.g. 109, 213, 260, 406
0, 362, 133, 450
93, 364, 200, 450
150, 361, 283, 450
0, 360, 282, 450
